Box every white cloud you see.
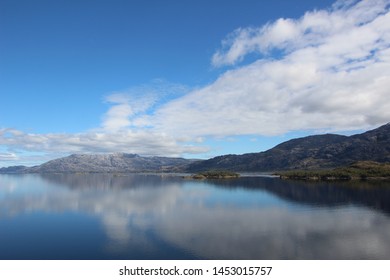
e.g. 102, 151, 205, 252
101, 80, 188, 132
101, 94, 154, 132
0, 128, 208, 159
148, 0, 390, 137
0, 152, 18, 161
212, 0, 390, 67
211, 17, 301, 67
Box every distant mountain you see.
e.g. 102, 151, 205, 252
0, 165, 28, 173
0, 153, 196, 173
187, 123, 390, 172
1, 123, 389, 174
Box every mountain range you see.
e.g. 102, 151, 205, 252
1, 123, 389, 173
0, 153, 195, 173
187, 122, 390, 172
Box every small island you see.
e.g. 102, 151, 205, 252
186, 170, 240, 179
275, 161, 390, 181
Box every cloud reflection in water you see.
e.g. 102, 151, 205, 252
0, 173, 389, 259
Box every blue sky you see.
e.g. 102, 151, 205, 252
1, 0, 390, 167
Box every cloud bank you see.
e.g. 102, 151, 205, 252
0, 128, 207, 158
1, 0, 390, 164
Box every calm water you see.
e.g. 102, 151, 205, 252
1, 173, 390, 260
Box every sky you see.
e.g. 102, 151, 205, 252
1, 0, 390, 167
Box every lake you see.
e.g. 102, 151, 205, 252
1, 173, 390, 259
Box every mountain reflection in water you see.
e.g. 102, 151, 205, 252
1, 173, 390, 259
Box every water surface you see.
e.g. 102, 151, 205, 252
1, 173, 390, 259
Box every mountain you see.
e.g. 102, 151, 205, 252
187, 123, 390, 172
1, 123, 389, 173
7, 153, 196, 173
0, 165, 28, 173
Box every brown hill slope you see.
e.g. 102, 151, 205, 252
187, 123, 390, 172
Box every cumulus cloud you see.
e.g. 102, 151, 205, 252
147, 0, 390, 137
102, 94, 136, 132
212, 0, 390, 67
